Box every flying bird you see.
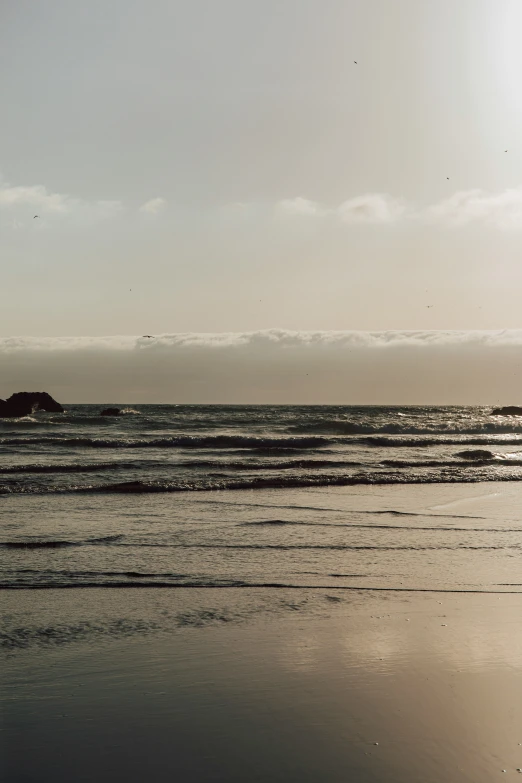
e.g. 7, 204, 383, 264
354, 61, 357, 64
142, 335, 154, 338
33, 215, 39, 219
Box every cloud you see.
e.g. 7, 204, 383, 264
276, 194, 403, 223
2, 330, 522, 404
425, 188, 522, 228
337, 193, 406, 223
139, 197, 167, 215
275, 188, 522, 229
0, 183, 70, 213
0, 178, 123, 222
277, 198, 326, 217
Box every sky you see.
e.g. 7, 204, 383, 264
3, 331, 522, 404
2, 0, 522, 401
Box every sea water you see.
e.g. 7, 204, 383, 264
2, 405, 522, 593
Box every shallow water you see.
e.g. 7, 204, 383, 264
3, 404, 522, 497
2, 405, 522, 590
4, 408, 522, 781
2, 482, 522, 591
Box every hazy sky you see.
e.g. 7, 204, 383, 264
2, 331, 522, 404
2, 1, 522, 401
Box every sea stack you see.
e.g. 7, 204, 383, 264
0, 392, 64, 418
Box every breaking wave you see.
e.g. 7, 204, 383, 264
0, 434, 329, 450
5, 433, 522, 452
3, 469, 522, 495
288, 420, 522, 436
361, 435, 522, 447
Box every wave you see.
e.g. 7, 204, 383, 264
3, 468, 522, 495
3, 579, 521, 593
0, 462, 140, 474
1, 540, 78, 549
288, 420, 522, 436
0, 457, 365, 475
0, 434, 330, 450
380, 456, 522, 468
6, 431, 522, 452
62, 470, 522, 493
361, 435, 522, 447
0, 416, 38, 426
241, 520, 520, 532
0, 534, 123, 549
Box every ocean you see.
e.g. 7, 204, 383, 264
5, 405, 522, 782
2, 404, 522, 594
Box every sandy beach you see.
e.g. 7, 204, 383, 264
3, 586, 522, 782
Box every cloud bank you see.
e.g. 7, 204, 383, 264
2, 330, 522, 404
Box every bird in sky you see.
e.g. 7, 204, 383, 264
354, 61, 357, 64
33, 215, 39, 219
142, 335, 154, 338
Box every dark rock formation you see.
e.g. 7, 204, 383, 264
100, 408, 121, 417
456, 449, 495, 460
0, 392, 64, 418
491, 406, 522, 416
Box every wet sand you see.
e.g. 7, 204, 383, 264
3, 587, 522, 782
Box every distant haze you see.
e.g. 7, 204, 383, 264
2, 330, 522, 404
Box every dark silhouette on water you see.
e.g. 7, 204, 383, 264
0, 392, 63, 418
100, 408, 122, 417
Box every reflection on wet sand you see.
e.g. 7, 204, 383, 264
3, 589, 522, 782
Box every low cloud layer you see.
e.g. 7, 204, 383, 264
2, 330, 522, 404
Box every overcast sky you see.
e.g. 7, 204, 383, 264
2, 1, 522, 401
